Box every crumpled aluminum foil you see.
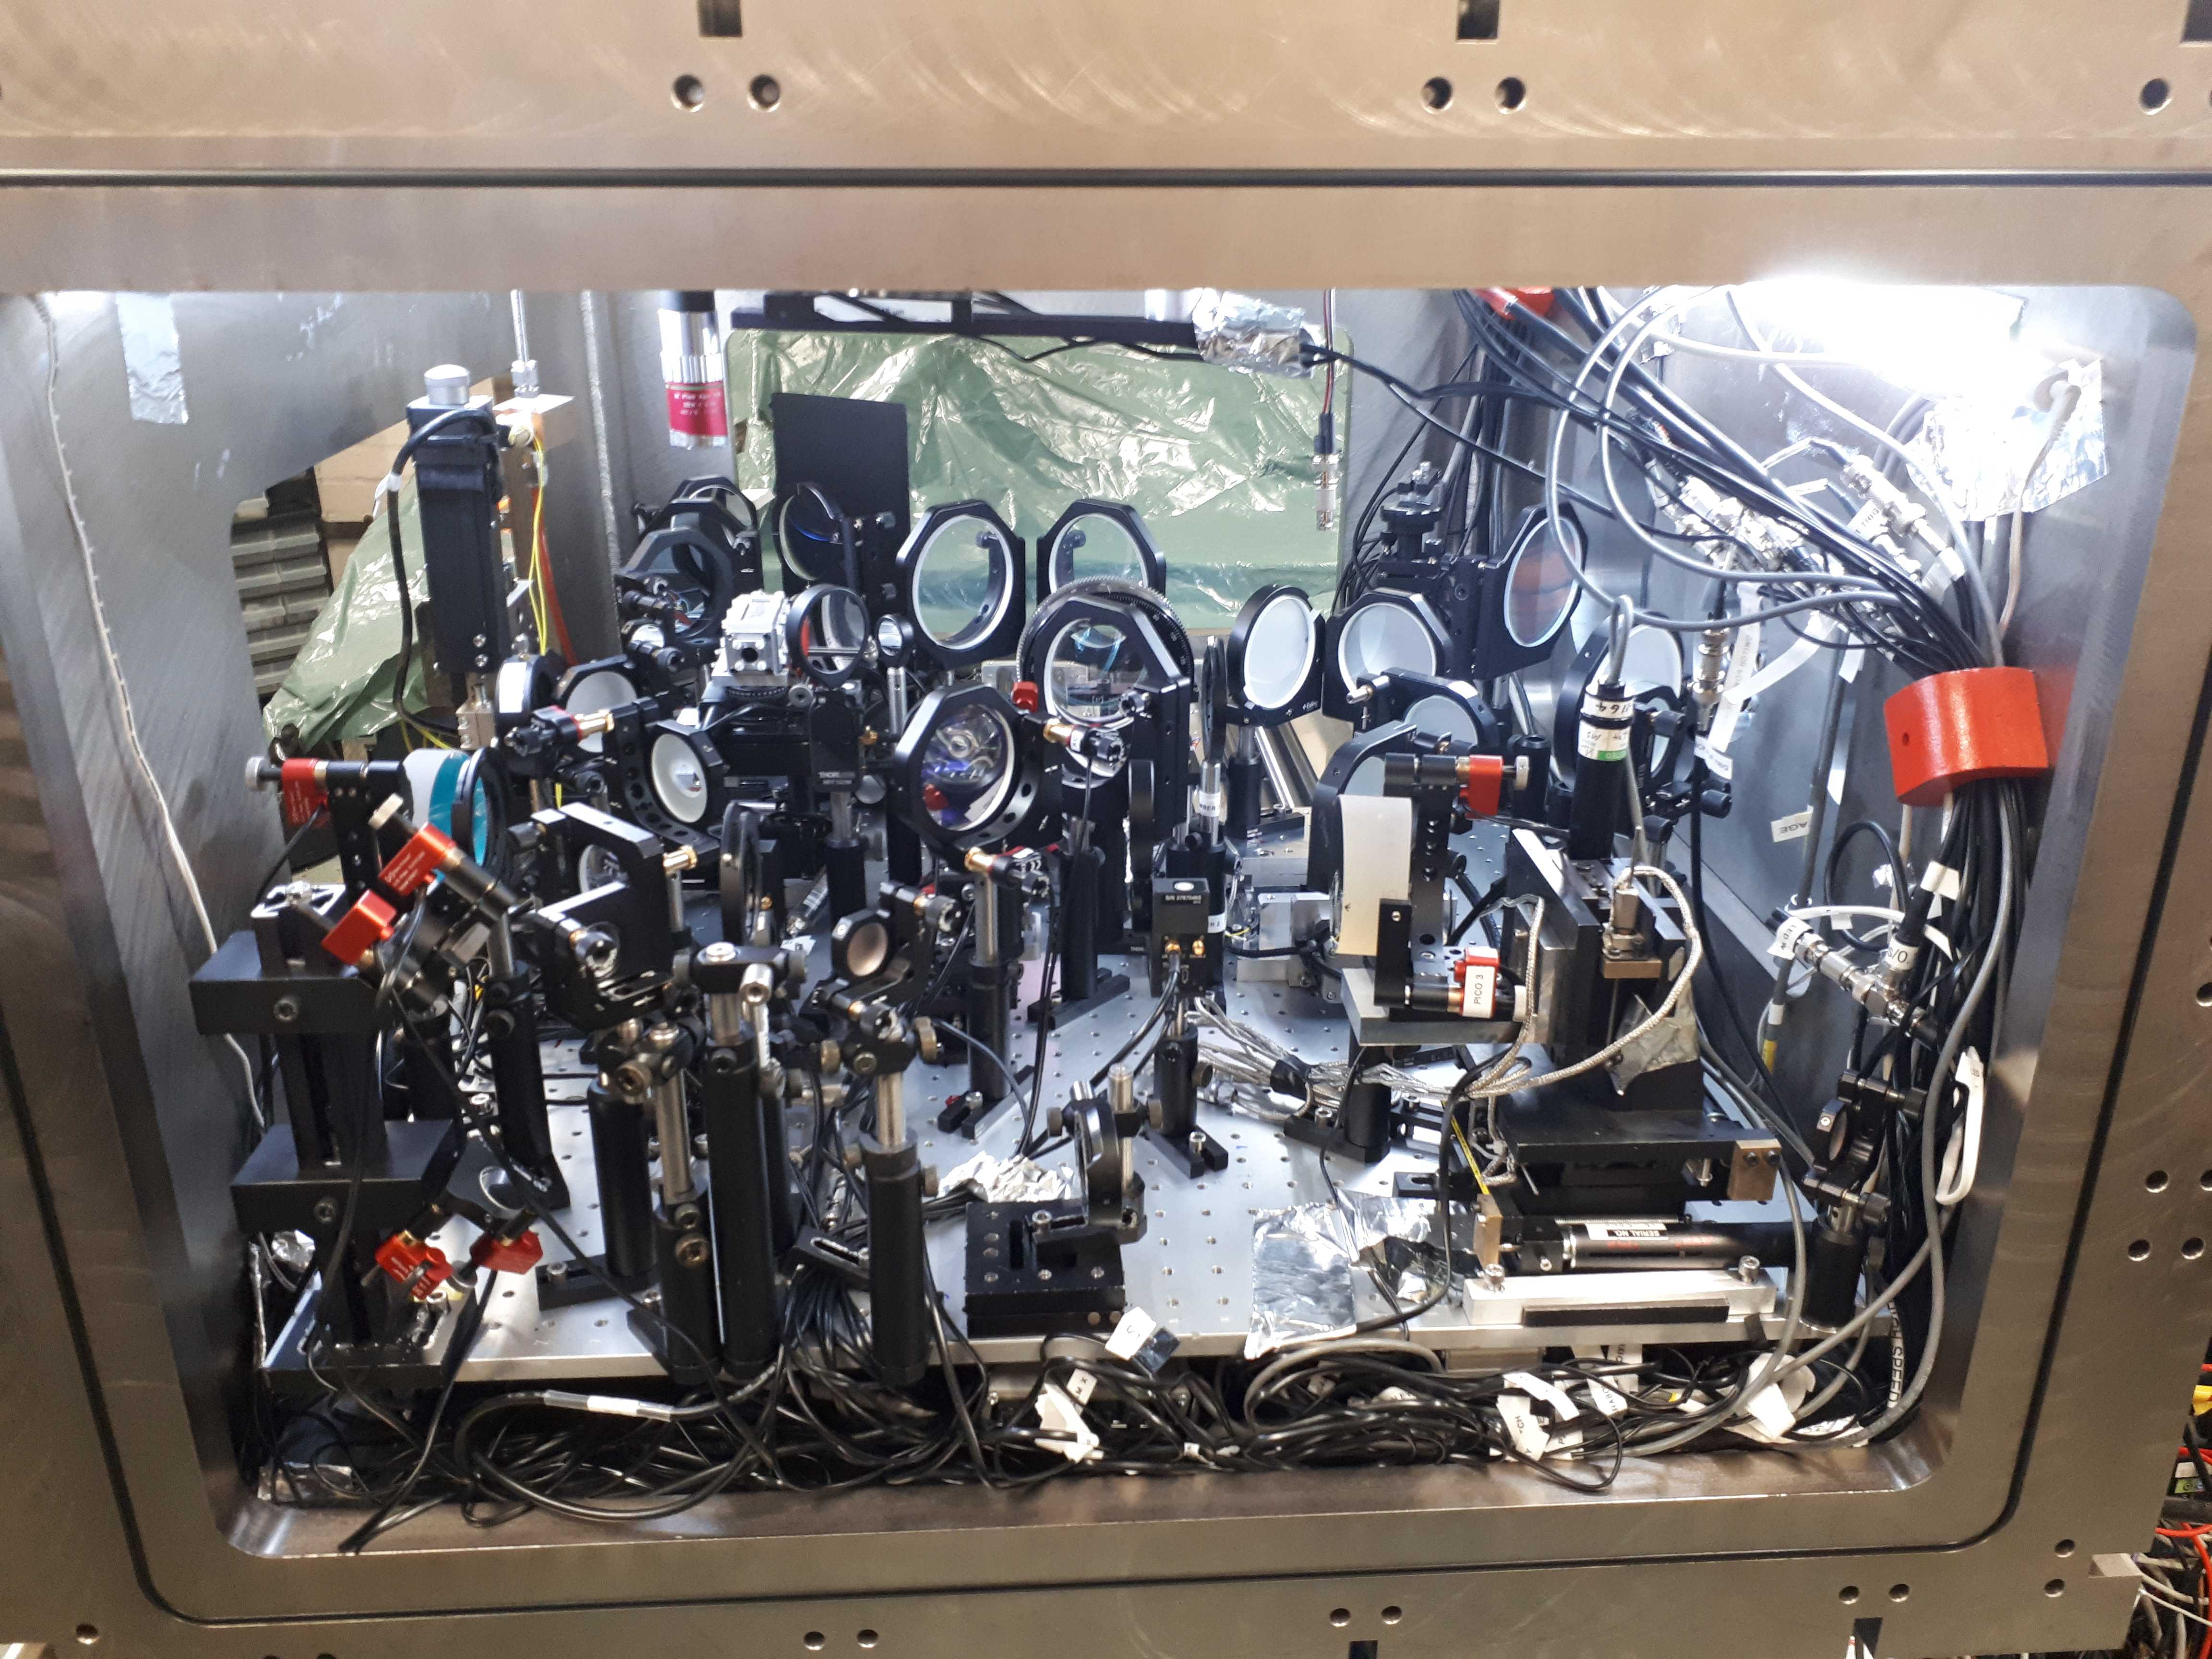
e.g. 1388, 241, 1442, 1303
115, 292, 190, 425
1247, 1190, 1437, 1357
1190, 289, 1312, 379
1904, 357, 2108, 522
941, 1150, 1075, 1205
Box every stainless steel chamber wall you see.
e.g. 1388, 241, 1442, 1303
8, 6, 2212, 1659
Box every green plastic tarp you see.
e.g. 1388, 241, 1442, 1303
263, 479, 436, 748
728, 329, 1343, 630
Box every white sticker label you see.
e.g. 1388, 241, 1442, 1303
1065, 1368, 1098, 1406
1036, 1381, 1102, 1463
1771, 809, 1813, 844
585, 1395, 649, 1418
1583, 1379, 1630, 1418
1770, 916, 1810, 961
1693, 738, 1735, 781
1577, 700, 1633, 762
1460, 962, 1497, 1019
1583, 1221, 1670, 1240
1105, 1306, 1159, 1362
1497, 1394, 1552, 1459
1505, 1370, 1582, 1421
1737, 1370, 1815, 1443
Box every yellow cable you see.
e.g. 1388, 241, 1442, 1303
1450, 1117, 1491, 1198
528, 433, 552, 651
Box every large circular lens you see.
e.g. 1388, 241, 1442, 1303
1044, 618, 1147, 726
917, 704, 1016, 834
1504, 517, 1580, 648
1242, 593, 1315, 710
800, 588, 868, 683
1618, 626, 1684, 697
650, 731, 712, 824
913, 515, 1013, 650
779, 489, 848, 584
1051, 513, 1150, 589
564, 669, 639, 755
1337, 601, 1438, 686
578, 844, 623, 891
1402, 693, 1479, 745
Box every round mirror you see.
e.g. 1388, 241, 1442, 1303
832, 912, 892, 981
778, 487, 851, 585
1044, 618, 1147, 727
1619, 626, 1684, 696
1336, 601, 1438, 686
1241, 592, 1317, 711
1052, 513, 1151, 589
563, 668, 639, 755
799, 587, 869, 684
1503, 516, 1581, 649
577, 844, 624, 891
649, 731, 713, 824
1402, 693, 1481, 745
917, 702, 1017, 834
912, 514, 1015, 651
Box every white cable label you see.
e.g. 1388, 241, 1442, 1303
1105, 1306, 1159, 1362
1577, 699, 1633, 761
1459, 962, 1498, 1019
585, 1395, 649, 1418
1771, 809, 1813, 843
1769, 916, 1810, 960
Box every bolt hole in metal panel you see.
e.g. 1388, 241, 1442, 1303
3, 7, 2212, 1654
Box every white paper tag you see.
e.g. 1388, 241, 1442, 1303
1578, 699, 1633, 761
1921, 862, 1963, 902
1461, 962, 1497, 1018
1505, 1370, 1581, 1421
1738, 1369, 1815, 1443
1105, 1306, 1159, 1362
1693, 738, 1735, 781
1770, 916, 1811, 961
1771, 809, 1814, 844
1705, 625, 1767, 756
1937, 1046, 1986, 1205
1496, 1394, 1552, 1459
1036, 1381, 1102, 1463
1583, 1379, 1630, 1418
1065, 1368, 1098, 1406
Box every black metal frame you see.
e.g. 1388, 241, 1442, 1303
1034, 499, 1167, 604
894, 500, 1027, 669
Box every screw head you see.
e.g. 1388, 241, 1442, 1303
698, 941, 738, 964
1037, 1268, 1053, 1281
313, 1196, 339, 1225
675, 1235, 709, 1267
1090, 1266, 1106, 1279
853, 1052, 878, 1076
273, 995, 301, 1023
